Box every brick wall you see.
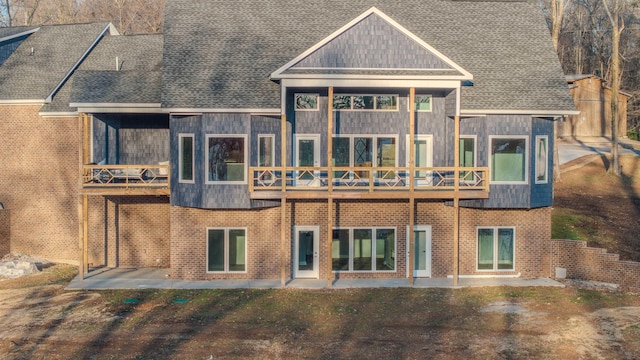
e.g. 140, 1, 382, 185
87, 196, 170, 268
169, 200, 551, 280
0, 105, 79, 263
551, 239, 640, 293
0, 210, 10, 256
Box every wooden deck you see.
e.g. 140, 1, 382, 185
80, 164, 170, 196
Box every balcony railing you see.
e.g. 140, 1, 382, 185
249, 166, 489, 194
81, 164, 170, 193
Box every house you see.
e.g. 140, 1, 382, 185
558, 74, 630, 138
0, 0, 577, 286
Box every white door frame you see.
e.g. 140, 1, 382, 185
294, 226, 320, 279
406, 135, 433, 186
406, 225, 432, 278
294, 134, 321, 186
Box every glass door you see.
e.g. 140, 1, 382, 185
294, 226, 319, 278
408, 225, 431, 277
407, 135, 433, 185
295, 135, 320, 186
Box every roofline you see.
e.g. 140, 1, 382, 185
461, 109, 580, 116
75, 107, 166, 114
0, 27, 40, 43
281, 78, 463, 89
45, 23, 116, 103
39, 111, 78, 117
166, 108, 281, 115
0, 99, 45, 105
276, 74, 471, 81
70, 102, 161, 108
270, 6, 473, 80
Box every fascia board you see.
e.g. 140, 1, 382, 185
0, 27, 40, 43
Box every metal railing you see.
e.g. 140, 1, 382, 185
249, 166, 489, 193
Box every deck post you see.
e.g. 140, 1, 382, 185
453, 115, 461, 286
281, 197, 287, 288
327, 198, 333, 287
77, 113, 86, 279
327, 87, 334, 287
281, 114, 287, 192
408, 88, 415, 285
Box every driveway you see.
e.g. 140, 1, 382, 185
557, 136, 640, 165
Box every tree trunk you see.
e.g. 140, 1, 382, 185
603, 0, 622, 176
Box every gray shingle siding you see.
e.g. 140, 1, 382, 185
530, 117, 554, 208
292, 13, 452, 70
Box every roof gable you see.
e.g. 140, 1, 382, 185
273, 7, 470, 79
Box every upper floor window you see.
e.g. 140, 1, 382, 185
179, 134, 194, 183
295, 94, 319, 111
489, 136, 528, 184
535, 135, 549, 184
414, 95, 432, 112
333, 94, 398, 111
205, 135, 247, 184
460, 136, 476, 167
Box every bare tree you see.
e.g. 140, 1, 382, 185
602, 0, 624, 176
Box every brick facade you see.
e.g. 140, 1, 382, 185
0, 210, 9, 256
87, 196, 171, 269
551, 239, 640, 293
0, 105, 79, 263
169, 200, 551, 280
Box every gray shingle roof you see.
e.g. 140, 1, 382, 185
0, 23, 110, 101
42, 33, 163, 113
162, 0, 575, 113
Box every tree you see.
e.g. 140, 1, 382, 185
602, 0, 624, 176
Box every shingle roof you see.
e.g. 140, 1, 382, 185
70, 70, 161, 104
162, 0, 575, 113
0, 23, 110, 101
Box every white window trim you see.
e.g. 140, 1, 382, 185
488, 135, 529, 185
332, 134, 399, 167
535, 135, 549, 184
410, 94, 433, 112
405, 134, 434, 168
331, 226, 397, 273
332, 94, 399, 111
205, 134, 248, 185
476, 226, 516, 272
206, 227, 248, 274
294, 93, 320, 111
178, 133, 195, 184
459, 135, 477, 167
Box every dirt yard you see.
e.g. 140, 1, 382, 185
0, 265, 638, 359
0, 154, 638, 359
554, 154, 640, 262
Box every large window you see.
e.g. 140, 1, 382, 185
332, 227, 396, 272
489, 136, 528, 184
477, 227, 515, 271
295, 94, 319, 111
207, 228, 247, 273
331, 135, 397, 179
179, 134, 194, 183
205, 135, 247, 184
333, 94, 398, 111
535, 135, 548, 184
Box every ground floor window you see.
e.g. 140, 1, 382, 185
207, 228, 247, 273
477, 227, 514, 271
332, 227, 396, 272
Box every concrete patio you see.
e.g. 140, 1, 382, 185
66, 267, 564, 290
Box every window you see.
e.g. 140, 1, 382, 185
207, 228, 247, 273
206, 135, 247, 184
535, 135, 548, 184
414, 95, 432, 112
477, 227, 515, 271
489, 136, 528, 184
295, 94, 319, 111
332, 227, 396, 272
258, 135, 275, 181
460, 136, 476, 168
179, 134, 194, 183
333, 94, 398, 111
331, 135, 398, 179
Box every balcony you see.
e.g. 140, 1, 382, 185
249, 166, 489, 200
81, 164, 170, 195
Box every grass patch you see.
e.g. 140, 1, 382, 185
0, 264, 77, 290
552, 210, 599, 241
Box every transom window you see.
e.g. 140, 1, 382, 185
477, 227, 515, 271
332, 227, 396, 272
207, 228, 247, 273
295, 94, 319, 111
205, 135, 247, 184
414, 95, 432, 112
489, 136, 528, 184
333, 94, 398, 111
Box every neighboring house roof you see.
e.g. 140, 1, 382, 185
162, 0, 575, 114
0, 23, 112, 104
46, 34, 163, 114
